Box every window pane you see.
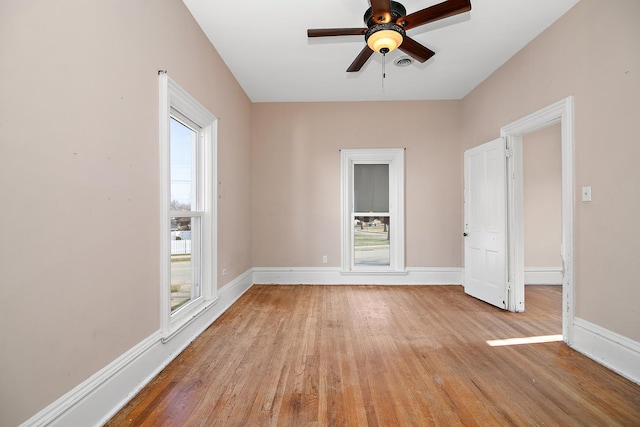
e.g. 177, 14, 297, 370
170, 117, 196, 211
354, 216, 390, 266
354, 164, 389, 212
171, 217, 201, 311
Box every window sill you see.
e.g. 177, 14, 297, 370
161, 296, 220, 343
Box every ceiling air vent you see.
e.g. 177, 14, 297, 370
394, 56, 413, 67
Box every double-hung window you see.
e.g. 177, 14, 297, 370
341, 148, 405, 273
159, 73, 217, 339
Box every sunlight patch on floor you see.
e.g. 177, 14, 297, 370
487, 334, 563, 347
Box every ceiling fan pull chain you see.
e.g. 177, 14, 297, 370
382, 52, 386, 89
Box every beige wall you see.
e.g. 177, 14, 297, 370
461, 0, 640, 340
523, 123, 562, 268
0, 1, 252, 425
251, 101, 463, 268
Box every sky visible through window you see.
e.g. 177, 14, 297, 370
170, 118, 194, 208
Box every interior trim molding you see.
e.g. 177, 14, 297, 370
20, 269, 254, 427
572, 317, 640, 385
252, 266, 463, 285
524, 267, 563, 285
500, 96, 574, 338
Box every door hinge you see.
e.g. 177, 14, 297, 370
504, 136, 512, 158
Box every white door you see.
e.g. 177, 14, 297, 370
464, 138, 508, 309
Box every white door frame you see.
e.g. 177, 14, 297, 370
501, 96, 574, 344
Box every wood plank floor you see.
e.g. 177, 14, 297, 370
107, 285, 640, 426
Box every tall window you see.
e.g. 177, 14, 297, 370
159, 73, 217, 339
170, 114, 202, 311
341, 149, 405, 273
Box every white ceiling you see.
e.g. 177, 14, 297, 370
183, 0, 580, 103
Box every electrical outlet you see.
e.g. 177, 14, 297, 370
222, 268, 228, 276
322, 255, 328, 264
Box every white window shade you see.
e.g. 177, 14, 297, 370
354, 164, 389, 212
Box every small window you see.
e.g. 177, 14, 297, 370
341, 149, 405, 273
159, 73, 217, 339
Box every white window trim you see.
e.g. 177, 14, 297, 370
340, 148, 405, 273
159, 72, 218, 341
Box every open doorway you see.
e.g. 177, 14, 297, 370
522, 123, 563, 333
502, 96, 575, 344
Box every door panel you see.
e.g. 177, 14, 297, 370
464, 138, 507, 309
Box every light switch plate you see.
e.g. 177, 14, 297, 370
582, 186, 592, 202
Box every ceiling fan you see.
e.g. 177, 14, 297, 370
307, 0, 472, 72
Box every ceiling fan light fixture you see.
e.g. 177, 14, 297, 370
365, 23, 405, 54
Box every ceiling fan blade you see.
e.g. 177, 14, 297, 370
370, 0, 392, 23
398, 0, 471, 30
307, 28, 367, 37
398, 36, 435, 63
347, 45, 374, 72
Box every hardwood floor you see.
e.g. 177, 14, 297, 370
107, 285, 640, 426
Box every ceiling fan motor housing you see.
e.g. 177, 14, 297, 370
364, 1, 407, 26
363, 1, 407, 53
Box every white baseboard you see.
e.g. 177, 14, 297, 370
252, 266, 463, 285
571, 317, 640, 385
21, 269, 254, 427
524, 266, 563, 285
